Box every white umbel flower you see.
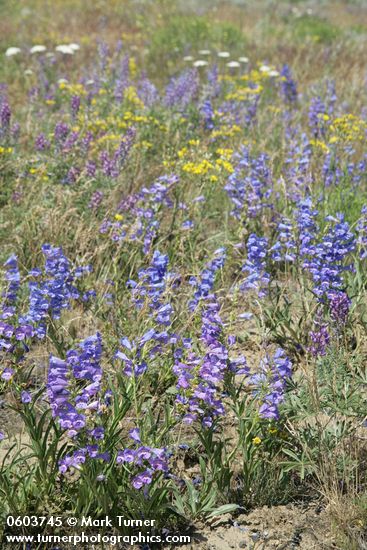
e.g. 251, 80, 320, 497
5, 47, 21, 57
259, 64, 271, 73
193, 60, 208, 67
226, 61, 240, 68
55, 44, 75, 55
217, 51, 230, 58
183, 55, 194, 61
238, 56, 249, 63
198, 49, 210, 55
30, 45, 47, 54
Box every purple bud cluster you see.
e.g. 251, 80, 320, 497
329, 291, 351, 325
0, 100, 11, 137
70, 95, 81, 118
35, 132, 51, 151
207, 64, 222, 98
309, 323, 330, 357
54, 122, 70, 143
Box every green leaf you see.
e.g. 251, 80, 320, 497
207, 503, 239, 518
